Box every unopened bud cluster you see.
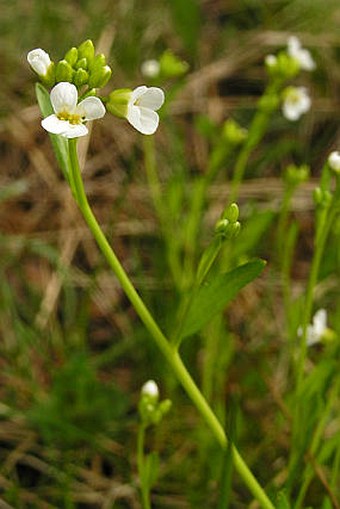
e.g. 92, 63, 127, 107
222, 119, 248, 146
313, 188, 332, 208
265, 52, 300, 81
28, 39, 112, 90
284, 164, 310, 187
138, 380, 172, 427
215, 203, 241, 240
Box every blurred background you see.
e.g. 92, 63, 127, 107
0, 1, 339, 508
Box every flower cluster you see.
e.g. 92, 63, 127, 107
27, 40, 165, 138
265, 35, 315, 122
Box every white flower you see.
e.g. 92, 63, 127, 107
41, 82, 105, 138
27, 48, 52, 77
305, 309, 328, 346
282, 86, 311, 121
328, 151, 340, 173
126, 86, 165, 135
141, 380, 159, 399
141, 59, 160, 78
287, 36, 316, 71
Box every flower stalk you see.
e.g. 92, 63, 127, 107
67, 138, 275, 509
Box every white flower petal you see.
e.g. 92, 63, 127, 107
63, 124, 88, 138
41, 115, 88, 138
76, 96, 106, 121
306, 328, 319, 346
41, 115, 70, 135
50, 82, 78, 114
287, 36, 301, 54
298, 49, 316, 71
127, 105, 159, 135
136, 87, 165, 111
287, 36, 315, 71
282, 102, 300, 121
313, 309, 327, 336
27, 48, 51, 76
282, 87, 311, 121
130, 86, 148, 103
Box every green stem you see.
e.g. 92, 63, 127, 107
290, 175, 340, 487
68, 138, 274, 509
137, 425, 151, 509
294, 379, 340, 509
143, 135, 183, 290
296, 201, 337, 392
229, 81, 280, 204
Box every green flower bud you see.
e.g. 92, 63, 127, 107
322, 327, 337, 344
265, 51, 300, 80
78, 39, 95, 63
88, 53, 106, 73
73, 68, 89, 87
106, 88, 131, 118
82, 88, 97, 98
55, 59, 74, 83
284, 164, 310, 187
75, 57, 88, 70
215, 218, 229, 237
88, 65, 112, 88
313, 187, 332, 208
313, 187, 322, 205
223, 202, 239, 223
222, 119, 247, 145
42, 62, 56, 88
64, 47, 78, 66
159, 50, 189, 79
159, 399, 172, 417
215, 218, 241, 239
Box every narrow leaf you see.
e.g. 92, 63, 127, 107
180, 259, 266, 339
35, 83, 69, 179
168, 0, 201, 56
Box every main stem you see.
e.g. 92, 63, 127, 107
68, 139, 274, 509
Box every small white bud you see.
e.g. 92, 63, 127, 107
141, 59, 160, 78
265, 54, 277, 67
27, 48, 52, 77
328, 151, 340, 173
141, 380, 159, 399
